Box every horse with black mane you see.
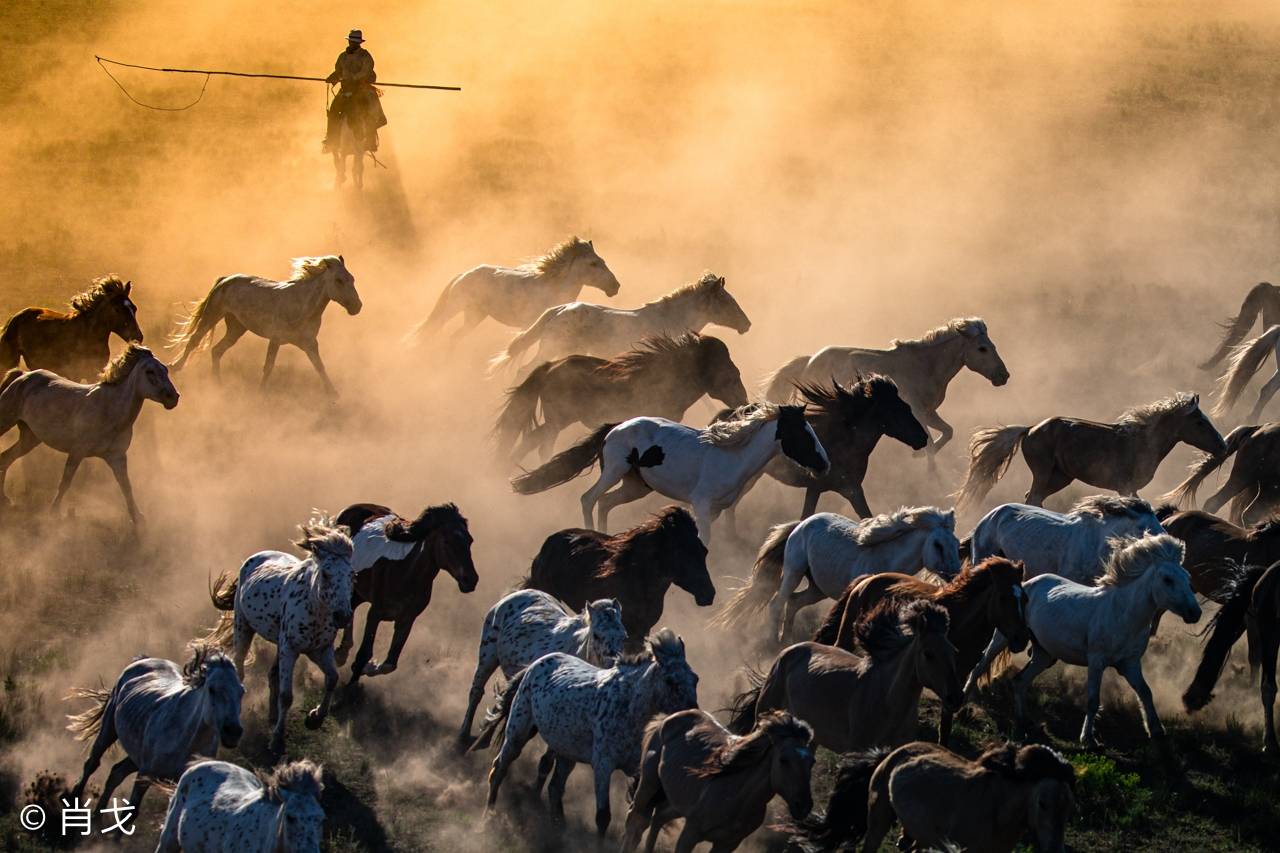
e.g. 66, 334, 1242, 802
1158, 507, 1280, 602
1164, 423, 1280, 526
0, 275, 143, 380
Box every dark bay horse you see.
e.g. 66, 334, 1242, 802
0, 276, 142, 380
1158, 508, 1280, 602
956, 392, 1226, 509
813, 557, 1030, 743
494, 333, 748, 463
333, 502, 477, 689
1201, 281, 1280, 371
523, 505, 714, 647
1165, 423, 1280, 525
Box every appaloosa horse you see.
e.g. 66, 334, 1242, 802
0, 275, 143, 380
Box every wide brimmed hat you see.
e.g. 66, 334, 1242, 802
347, 29, 365, 43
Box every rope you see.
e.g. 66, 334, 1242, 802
95, 55, 461, 91
96, 56, 210, 111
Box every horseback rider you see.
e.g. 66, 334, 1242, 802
322, 29, 387, 153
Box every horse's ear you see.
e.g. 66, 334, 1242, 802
588, 239, 594, 248
1016, 560, 1029, 582
339, 254, 345, 265
716, 277, 726, 289
124, 281, 132, 293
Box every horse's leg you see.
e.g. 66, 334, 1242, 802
304, 646, 340, 729
485, 693, 534, 814
125, 776, 150, 814
1011, 643, 1057, 740
692, 501, 716, 547
347, 610, 381, 688
334, 619, 354, 668
534, 749, 555, 795
260, 341, 281, 391
104, 454, 142, 526
861, 782, 896, 853
267, 651, 281, 726
367, 615, 416, 676
1257, 612, 1280, 753
802, 486, 823, 517
597, 471, 653, 531
333, 151, 346, 186
673, 824, 703, 853
1249, 369, 1280, 422
353, 152, 364, 190
840, 483, 874, 519
579, 452, 630, 531
461, 627, 500, 746
1116, 658, 1164, 740
93, 756, 138, 818
298, 340, 338, 397
781, 583, 827, 642
0, 425, 41, 505
917, 411, 953, 474
270, 646, 298, 754
643, 802, 679, 853
622, 746, 662, 853
209, 316, 247, 381
231, 619, 254, 680
1078, 656, 1104, 748
545, 755, 575, 825
768, 559, 808, 644
48, 453, 83, 515
1204, 469, 1254, 516
1024, 464, 1072, 508
71, 695, 118, 798
589, 752, 616, 836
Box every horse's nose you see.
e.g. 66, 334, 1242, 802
222, 723, 243, 746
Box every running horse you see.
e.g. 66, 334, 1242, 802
1164, 423, 1280, 525
0, 275, 143, 380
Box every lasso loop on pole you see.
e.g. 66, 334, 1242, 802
96, 56, 210, 111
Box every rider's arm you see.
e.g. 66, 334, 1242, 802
353, 53, 376, 85
325, 54, 342, 84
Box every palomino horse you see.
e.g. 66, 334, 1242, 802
156, 759, 325, 853
208, 521, 354, 754
410, 237, 621, 342
458, 591, 626, 746
967, 534, 1200, 746
1201, 281, 1280, 370
764, 318, 1010, 463
489, 272, 751, 376
727, 600, 963, 753
68, 647, 244, 815
523, 505, 714, 646
332, 502, 478, 690
474, 629, 699, 837
494, 333, 748, 463
814, 557, 1030, 744
169, 255, 362, 396
712, 506, 961, 643
622, 710, 814, 853
0, 275, 143, 380
795, 742, 1075, 853
511, 404, 828, 543
1164, 423, 1280, 525
955, 392, 1226, 509
0, 343, 179, 524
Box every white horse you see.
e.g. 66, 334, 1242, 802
489, 273, 751, 376
207, 521, 354, 754
458, 590, 628, 745
156, 759, 324, 853
968, 495, 1165, 583
967, 534, 1200, 746
474, 628, 699, 837
68, 647, 244, 815
169, 255, 362, 396
713, 507, 962, 642
511, 404, 828, 543
409, 237, 621, 343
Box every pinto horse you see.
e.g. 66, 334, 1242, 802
333, 502, 478, 689
0, 275, 143, 380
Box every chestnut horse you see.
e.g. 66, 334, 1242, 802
0, 275, 142, 380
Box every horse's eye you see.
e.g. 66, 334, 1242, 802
978, 346, 988, 353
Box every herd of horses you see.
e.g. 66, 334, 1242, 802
7, 241, 1280, 850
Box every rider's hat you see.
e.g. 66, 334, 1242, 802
347, 29, 365, 43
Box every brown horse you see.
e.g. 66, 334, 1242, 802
956, 392, 1226, 509
813, 557, 1030, 744
0, 276, 143, 380
1164, 423, 1280, 525
523, 505, 714, 647
727, 599, 962, 753
1157, 507, 1280, 602
494, 333, 748, 463
1201, 281, 1280, 370
332, 502, 477, 689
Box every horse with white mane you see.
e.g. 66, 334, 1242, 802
966, 533, 1200, 746
156, 759, 324, 853
169, 255, 362, 396
713, 507, 962, 642
410, 237, 621, 343
764, 318, 1010, 463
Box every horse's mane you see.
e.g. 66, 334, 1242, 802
180, 644, 234, 687
648, 272, 727, 306
1116, 392, 1198, 428
595, 333, 704, 380
891, 317, 988, 348
288, 256, 339, 283
856, 599, 949, 662
699, 711, 813, 778
386, 502, 467, 542
1070, 495, 1157, 520
795, 375, 897, 420
1098, 534, 1184, 586
701, 401, 779, 448
68, 275, 129, 315
855, 506, 954, 546
939, 556, 1021, 604
977, 743, 1075, 786
596, 506, 698, 579
97, 343, 153, 385
258, 759, 324, 803
516, 236, 594, 275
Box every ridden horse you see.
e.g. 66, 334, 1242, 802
1164, 423, 1280, 525
68, 647, 244, 816
495, 333, 748, 463
712, 507, 961, 643
814, 557, 1030, 744
332, 502, 478, 689
955, 392, 1226, 509
764, 318, 1009, 464
0, 275, 143, 380
475, 629, 699, 837
1158, 508, 1280, 602
523, 505, 713, 646
727, 600, 963, 753
410, 237, 620, 343
459, 590, 626, 745
208, 521, 354, 755
967, 534, 1200, 746
511, 404, 828, 543
622, 710, 814, 853
489, 272, 751, 376
0, 344, 179, 525
1183, 561, 1280, 753
1201, 281, 1280, 370
156, 759, 324, 853
795, 742, 1075, 853
169, 255, 362, 396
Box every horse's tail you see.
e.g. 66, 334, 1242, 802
1183, 563, 1265, 712
724, 665, 767, 735
1213, 324, 1280, 416
1202, 282, 1275, 370
0, 308, 36, 371
202, 572, 238, 649
489, 309, 554, 375
469, 666, 530, 752
510, 423, 616, 495
404, 272, 464, 345
168, 277, 230, 368
494, 362, 553, 455
761, 355, 808, 402
65, 685, 115, 742
709, 520, 800, 629
953, 425, 1030, 510
1162, 424, 1256, 507
785, 747, 890, 847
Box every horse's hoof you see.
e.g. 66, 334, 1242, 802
304, 709, 325, 730
333, 648, 350, 667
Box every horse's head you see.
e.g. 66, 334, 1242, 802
903, 600, 963, 712
648, 628, 699, 713
1175, 394, 1227, 456
958, 320, 1010, 387
298, 523, 356, 629
576, 239, 621, 297
776, 404, 829, 474
108, 345, 179, 409
188, 648, 245, 748
325, 255, 363, 316
759, 713, 815, 821
696, 336, 748, 409
655, 506, 714, 606
701, 275, 751, 334
102, 279, 144, 343
1017, 746, 1076, 853
584, 598, 627, 666
1149, 541, 1201, 624
857, 376, 928, 450
419, 504, 478, 593
921, 510, 962, 580
267, 761, 325, 853
982, 557, 1031, 654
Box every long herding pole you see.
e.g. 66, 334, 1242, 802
95, 55, 461, 91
